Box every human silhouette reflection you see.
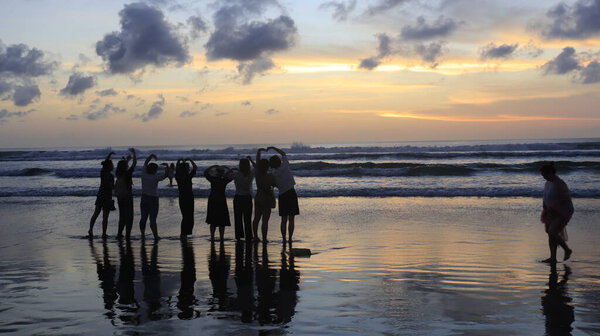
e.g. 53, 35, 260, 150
235, 241, 255, 322
116, 240, 138, 325
208, 241, 232, 312
177, 238, 198, 319
275, 243, 300, 324
141, 241, 162, 320
255, 242, 277, 325
542, 264, 574, 336
89, 240, 117, 314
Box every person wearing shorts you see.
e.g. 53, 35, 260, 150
267, 146, 299, 243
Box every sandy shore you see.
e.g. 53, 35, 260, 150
1, 196, 599, 335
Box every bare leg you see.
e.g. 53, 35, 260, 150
219, 226, 225, 242
89, 206, 102, 236
210, 225, 216, 241
548, 235, 558, 263
262, 209, 271, 242
139, 210, 149, 237
101, 208, 110, 238
280, 216, 288, 242
550, 232, 572, 261
252, 206, 262, 239
288, 215, 295, 242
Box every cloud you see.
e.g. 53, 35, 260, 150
13, 85, 41, 106
60, 72, 96, 96
0, 80, 12, 95
0, 108, 35, 124
241, 100, 252, 106
541, 0, 600, 40
414, 42, 445, 67
319, 0, 357, 21
0, 41, 58, 77
237, 57, 275, 84
95, 88, 118, 96
400, 16, 459, 40
359, 33, 392, 70
480, 43, 519, 60
365, 0, 410, 16
179, 110, 197, 117
204, 0, 297, 83
542, 47, 581, 75
580, 61, 600, 83
206, 16, 297, 62
265, 108, 280, 115
187, 15, 208, 39
83, 103, 127, 120
137, 95, 165, 121
96, 2, 190, 75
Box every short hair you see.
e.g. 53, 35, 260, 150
269, 155, 281, 169
147, 162, 158, 174
540, 162, 556, 175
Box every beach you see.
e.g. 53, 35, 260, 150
1, 196, 599, 335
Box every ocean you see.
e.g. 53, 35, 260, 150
1, 138, 599, 198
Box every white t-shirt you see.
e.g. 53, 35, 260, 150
271, 155, 295, 194
141, 168, 166, 197
233, 170, 254, 196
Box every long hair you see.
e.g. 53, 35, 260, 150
101, 159, 113, 173
176, 162, 190, 179
239, 158, 251, 176
115, 160, 128, 177
256, 159, 269, 176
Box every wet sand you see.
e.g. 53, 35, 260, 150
1, 196, 599, 335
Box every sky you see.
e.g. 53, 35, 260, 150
0, 0, 599, 148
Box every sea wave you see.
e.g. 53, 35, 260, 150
1, 141, 599, 161
2, 160, 598, 178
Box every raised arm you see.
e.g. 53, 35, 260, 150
175, 159, 183, 172
247, 155, 256, 168
160, 163, 169, 179
186, 158, 198, 176
128, 148, 137, 172
256, 147, 266, 161
105, 151, 116, 161
268, 146, 286, 156
144, 154, 157, 167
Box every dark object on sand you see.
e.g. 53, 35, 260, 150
290, 248, 311, 257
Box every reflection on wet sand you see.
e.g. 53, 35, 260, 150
140, 241, 164, 321
208, 241, 232, 313
542, 264, 574, 336
177, 238, 197, 320
89, 240, 117, 314
116, 240, 138, 325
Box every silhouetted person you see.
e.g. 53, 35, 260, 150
89, 240, 117, 311
168, 163, 175, 186
542, 264, 574, 335
116, 240, 139, 325
89, 151, 115, 238
275, 244, 299, 324
141, 240, 162, 320
177, 238, 197, 319
176, 158, 197, 238
253, 149, 277, 242
267, 147, 299, 243
139, 154, 168, 240
235, 241, 255, 322
231, 157, 255, 241
204, 165, 233, 242
540, 162, 574, 263
208, 241, 232, 312
255, 242, 277, 325
115, 148, 137, 239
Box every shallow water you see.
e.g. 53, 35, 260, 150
0, 197, 599, 335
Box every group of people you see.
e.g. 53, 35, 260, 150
88, 147, 299, 243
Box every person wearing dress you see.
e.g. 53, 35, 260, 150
88, 151, 115, 238
205, 165, 233, 242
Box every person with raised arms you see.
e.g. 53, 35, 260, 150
252, 148, 276, 242
204, 165, 233, 242
267, 146, 299, 243
139, 154, 168, 241
115, 148, 137, 240
88, 151, 115, 239
176, 158, 197, 238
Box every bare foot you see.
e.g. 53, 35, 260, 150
564, 249, 572, 261
541, 258, 557, 264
